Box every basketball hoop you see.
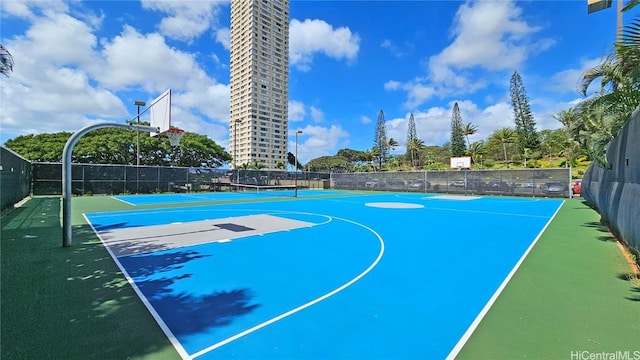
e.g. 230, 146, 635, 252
166, 128, 184, 147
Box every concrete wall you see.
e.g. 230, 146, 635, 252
582, 108, 640, 255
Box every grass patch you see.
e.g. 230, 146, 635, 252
1, 197, 180, 359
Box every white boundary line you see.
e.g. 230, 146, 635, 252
82, 213, 191, 360
445, 200, 565, 360
189, 214, 385, 359
110, 196, 137, 206
84, 208, 375, 359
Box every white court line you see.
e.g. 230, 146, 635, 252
110, 196, 137, 206
82, 213, 192, 360
445, 200, 565, 360
189, 214, 385, 359
417, 205, 551, 219
84, 208, 336, 359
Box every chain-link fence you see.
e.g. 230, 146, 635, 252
234, 169, 331, 189
1, 146, 32, 211
28, 162, 571, 198
33, 163, 232, 195
331, 168, 572, 198
31, 163, 332, 196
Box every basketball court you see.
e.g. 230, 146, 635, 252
82, 191, 564, 359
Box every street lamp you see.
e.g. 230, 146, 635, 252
134, 100, 146, 166
234, 119, 241, 184
587, 0, 623, 42
295, 130, 302, 197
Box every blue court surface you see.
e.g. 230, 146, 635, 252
84, 192, 563, 359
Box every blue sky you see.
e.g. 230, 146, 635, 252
0, 0, 631, 164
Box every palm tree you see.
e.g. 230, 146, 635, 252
387, 138, 398, 152
461, 122, 479, 149
576, 2, 640, 166
369, 147, 382, 171
250, 161, 266, 170
491, 128, 517, 162
0, 45, 14, 77
552, 109, 581, 165
467, 141, 486, 167
553, 108, 578, 132
406, 138, 424, 168
275, 161, 285, 170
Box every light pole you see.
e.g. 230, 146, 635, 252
587, 0, 623, 42
134, 100, 146, 166
295, 130, 302, 197
234, 119, 241, 184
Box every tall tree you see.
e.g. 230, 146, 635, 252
406, 113, 417, 150
450, 102, 466, 157
509, 70, 539, 153
0, 44, 14, 77
373, 109, 388, 169
406, 138, 424, 168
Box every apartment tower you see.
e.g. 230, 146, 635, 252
230, 0, 289, 170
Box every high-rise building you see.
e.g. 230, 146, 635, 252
230, 0, 289, 170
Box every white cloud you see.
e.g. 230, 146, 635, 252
361, 115, 372, 124
289, 18, 360, 71
96, 26, 212, 92
19, 12, 100, 67
288, 100, 306, 121
384, 80, 401, 91
291, 125, 349, 163
0, 0, 68, 20
389, 0, 555, 109
215, 27, 230, 50
310, 106, 324, 122
380, 39, 410, 58
544, 57, 602, 94
430, 1, 549, 74
404, 83, 438, 109
140, 0, 227, 42
1, 5, 230, 145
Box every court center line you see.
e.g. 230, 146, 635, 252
445, 200, 565, 360
189, 214, 386, 359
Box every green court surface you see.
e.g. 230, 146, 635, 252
1, 195, 638, 359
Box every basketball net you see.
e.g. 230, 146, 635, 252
166, 128, 184, 147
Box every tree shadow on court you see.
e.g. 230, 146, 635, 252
118, 248, 211, 276
143, 284, 260, 336
123, 250, 261, 336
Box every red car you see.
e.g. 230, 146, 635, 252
572, 180, 582, 195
